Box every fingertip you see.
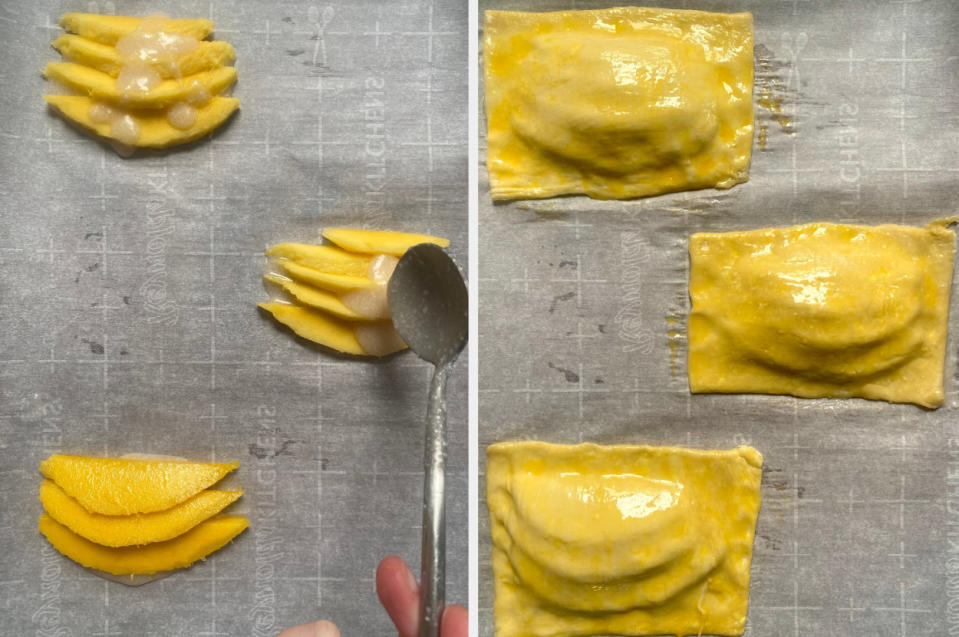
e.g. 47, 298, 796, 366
376, 555, 419, 637
441, 605, 469, 637
312, 620, 341, 637
276, 619, 341, 637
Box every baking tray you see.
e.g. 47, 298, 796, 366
478, 0, 959, 635
0, 1, 467, 634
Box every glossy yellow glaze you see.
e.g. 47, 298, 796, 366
40, 480, 242, 547
39, 513, 248, 575
484, 8, 753, 200
689, 219, 956, 408
486, 442, 763, 637
44, 63, 236, 109
59, 13, 213, 45
52, 34, 235, 78
40, 455, 239, 516
321, 228, 450, 256
43, 95, 238, 148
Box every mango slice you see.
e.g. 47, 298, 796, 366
259, 302, 405, 356
52, 34, 235, 78
39, 513, 248, 575
264, 273, 364, 320
40, 480, 243, 547
259, 302, 367, 354
260, 230, 448, 356
44, 63, 236, 109
322, 228, 450, 256
60, 13, 213, 45
40, 455, 239, 516
279, 261, 376, 294
44, 95, 239, 148
266, 243, 372, 277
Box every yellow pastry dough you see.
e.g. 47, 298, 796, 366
689, 219, 957, 408
484, 7, 753, 200
486, 441, 763, 637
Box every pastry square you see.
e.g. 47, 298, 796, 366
688, 219, 957, 408
483, 7, 753, 200
486, 441, 763, 637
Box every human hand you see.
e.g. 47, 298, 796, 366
376, 555, 468, 637
275, 555, 467, 637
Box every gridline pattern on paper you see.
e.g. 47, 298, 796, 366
478, 0, 959, 635
0, 1, 467, 635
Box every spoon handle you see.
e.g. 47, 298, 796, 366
419, 363, 448, 637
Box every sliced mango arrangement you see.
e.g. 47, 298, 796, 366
43, 13, 238, 150
38, 454, 247, 576
260, 228, 450, 357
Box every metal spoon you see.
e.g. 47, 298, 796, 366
387, 243, 468, 637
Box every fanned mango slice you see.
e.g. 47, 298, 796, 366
259, 302, 405, 356
44, 95, 239, 148
44, 63, 236, 109
264, 273, 364, 320
259, 302, 366, 354
266, 243, 372, 277
52, 34, 235, 78
279, 261, 375, 294
40, 480, 243, 547
39, 514, 248, 575
322, 228, 450, 256
60, 13, 213, 45
40, 455, 239, 516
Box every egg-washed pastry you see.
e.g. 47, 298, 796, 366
484, 7, 753, 200
38, 454, 247, 577
486, 441, 763, 637
689, 219, 957, 408
260, 228, 450, 357
43, 13, 239, 152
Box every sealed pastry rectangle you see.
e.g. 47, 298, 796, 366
486, 441, 763, 637
483, 7, 753, 200
688, 219, 956, 408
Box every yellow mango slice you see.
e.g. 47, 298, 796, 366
40, 455, 239, 516
39, 513, 248, 575
279, 261, 375, 294
52, 34, 235, 78
259, 302, 366, 354
60, 13, 213, 45
266, 243, 372, 277
40, 480, 243, 547
259, 302, 405, 356
322, 228, 450, 256
44, 95, 239, 148
264, 273, 364, 320
44, 62, 236, 109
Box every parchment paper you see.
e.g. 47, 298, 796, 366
0, 1, 467, 635
479, 1, 959, 635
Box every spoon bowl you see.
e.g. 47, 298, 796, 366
389, 243, 468, 365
